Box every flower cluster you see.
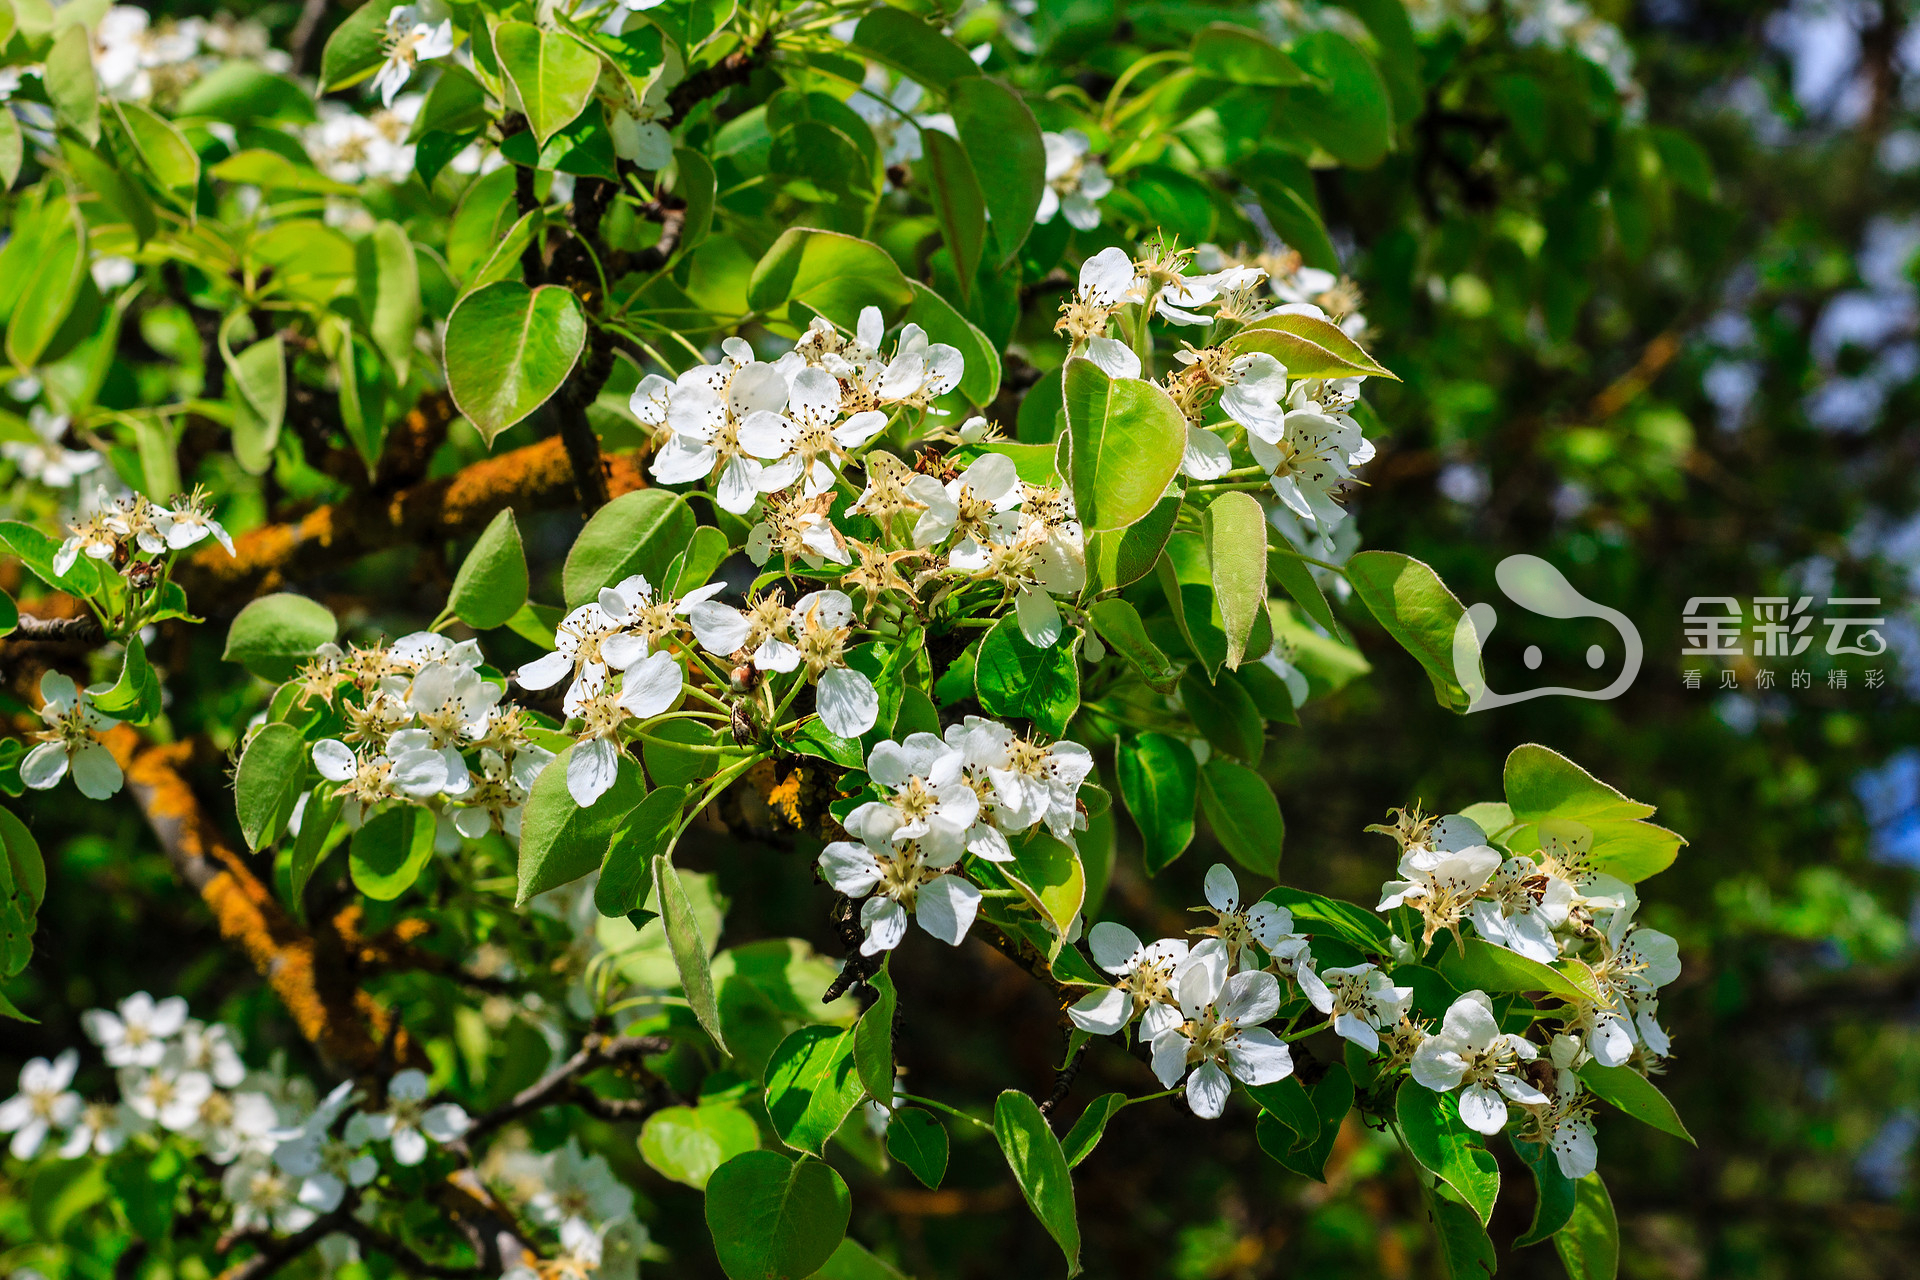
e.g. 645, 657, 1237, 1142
304, 630, 558, 835
88, 6, 285, 102
1060, 245, 1378, 535
54, 485, 235, 576
495, 1139, 651, 1280
819, 724, 1096, 955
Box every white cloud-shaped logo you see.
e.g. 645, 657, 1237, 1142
1451, 555, 1642, 712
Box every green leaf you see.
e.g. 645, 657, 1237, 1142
1198, 759, 1283, 878
6, 208, 84, 371
227, 331, 287, 474
639, 1101, 760, 1189
62, 137, 154, 247
1346, 550, 1473, 712
1063, 357, 1186, 534
1268, 547, 1344, 641
515, 747, 646, 904
1275, 30, 1394, 167
853, 963, 896, 1103
667, 524, 731, 594
45, 24, 99, 144
811, 1239, 909, 1280
92, 635, 163, 724
450, 509, 530, 631
993, 1090, 1081, 1276
950, 78, 1046, 264
705, 1152, 849, 1280
597, 784, 684, 917
223, 594, 338, 683
659, 852, 729, 1054
1503, 745, 1655, 824
903, 280, 1000, 407
747, 228, 914, 331
409, 62, 492, 140
1253, 1065, 1351, 1180
1090, 493, 1182, 590
1511, 1136, 1577, 1248
1436, 938, 1590, 1004
1227, 312, 1396, 381
234, 724, 309, 853
764, 1023, 864, 1154
367, 221, 421, 383
1430, 1195, 1498, 1280
1260, 885, 1391, 951
974, 615, 1079, 736
1087, 599, 1179, 692
1191, 22, 1311, 86
0, 112, 20, 190
1203, 492, 1268, 669
0, 589, 13, 638
317, 0, 392, 94
562, 489, 697, 610
443, 281, 588, 444
886, 1108, 948, 1187
1577, 1062, 1694, 1144
922, 128, 985, 306
1248, 1077, 1320, 1148
348, 804, 438, 901
1554, 1174, 1620, 1280
288, 791, 343, 909
1060, 1092, 1125, 1167
850, 8, 981, 89
1001, 829, 1086, 936
0, 804, 44, 961
1117, 732, 1196, 875
496, 21, 603, 147
1396, 1080, 1500, 1226
1179, 668, 1263, 764
176, 63, 316, 124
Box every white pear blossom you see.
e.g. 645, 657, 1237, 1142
1377, 842, 1504, 950
1149, 942, 1293, 1118
516, 599, 626, 716
193, 1087, 282, 1165
153, 488, 235, 555
650, 356, 787, 513
1297, 962, 1413, 1053
1038, 129, 1112, 230
344, 1069, 468, 1166
849, 733, 980, 859
178, 1020, 248, 1088
60, 1100, 144, 1157
273, 1082, 377, 1212
22, 671, 123, 799
3, 407, 101, 487
1246, 383, 1374, 532
373, 6, 453, 108
1067, 923, 1189, 1038
224, 1151, 317, 1235
1468, 857, 1575, 963
0, 1051, 81, 1159
908, 452, 1024, 557
120, 1063, 214, 1133
1191, 864, 1290, 971
790, 590, 879, 738
689, 590, 801, 673
1410, 990, 1549, 1134
81, 991, 188, 1067
528, 1138, 634, 1233
818, 809, 982, 954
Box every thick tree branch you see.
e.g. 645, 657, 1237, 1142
178, 423, 647, 608
9, 613, 104, 643
102, 727, 424, 1076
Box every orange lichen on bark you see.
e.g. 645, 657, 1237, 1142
103, 726, 423, 1075
181, 433, 648, 604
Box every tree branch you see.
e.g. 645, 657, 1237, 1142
102, 728, 424, 1076
453, 1032, 675, 1153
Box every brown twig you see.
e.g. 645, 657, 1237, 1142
453, 1032, 675, 1153
9, 613, 104, 643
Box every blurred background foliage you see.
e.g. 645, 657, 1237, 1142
4, 0, 1920, 1274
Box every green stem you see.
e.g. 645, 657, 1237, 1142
1285, 1018, 1331, 1043
896, 1092, 994, 1132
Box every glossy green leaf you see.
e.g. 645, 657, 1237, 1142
6, 210, 84, 371
851, 8, 981, 89
1191, 22, 1310, 86
1436, 938, 1589, 1003
1179, 668, 1263, 764
1203, 492, 1268, 669
1554, 1174, 1620, 1280
950, 77, 1046, 263
444, 281, 587, 444
1260, 885, 1391, 951
0, 112, 20, 191
367, 221, 421, 382
1063, 357, 1186, 534
1578, 1061, 1695, 1144
1198, 759, 1284, 878
659, 852, 730, 1054
764, 1023, 864, 1154
1275, 30, 1394, 167
1347, 550, 1473, 712
562, 489, 697, 610
640, 1102, 760, 1190
45, 25, 99, 144
450, 509, 530, 631
853, 963, 897, 1104
974, 615, 1080, 736
496, 21, 603, 146
223, 594, 338, 683
747, 228, 915, 330
1268, 547, 1344, 640
515, 748, 646, 904
1504, 744, 1656, 824
1226, 312, 1396, 381
116, 101, 198, 190
227, 332, 286, 474
348, 804, 438, 901
1087, 598, 1179, 691
885, 1107, 948, 1188
1060, 1092, 1126, 1167
704, 1151, 850, 1280
92, 635, 163, 725
993, 1090, 1081, 1276
1117, 732, 1197, 875
903, 281, 1000, 406
233, 724, 309, 853
596, 784, 684, 917
1397, 1080, 1500, 1226
1430, 1195, 1498, 1280
317, 0, 392, 94
1091, 493, 1182, 590
288, 791, 343, 909
922, 128, 985, 306
1511, 1136, 1578, 1248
